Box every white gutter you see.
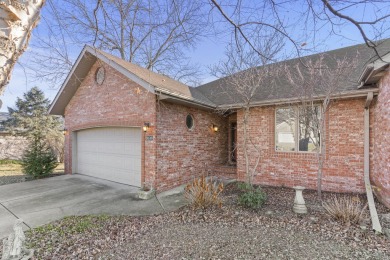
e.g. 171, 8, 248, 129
364, 91, 382, 233
155, 88, 216, 109
219, 88, 379, 110
358, 64, 374, 84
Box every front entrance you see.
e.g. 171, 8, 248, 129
230, 122, 237, 163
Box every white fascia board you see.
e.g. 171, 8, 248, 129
358, 64, 374, 84
155, 87, 216, 108
359, 53, 390, 85
218, 88, 380, 109
49, 45, 157, 115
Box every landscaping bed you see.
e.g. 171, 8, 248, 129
2, 184, 390, 259
0, 160, 65, 186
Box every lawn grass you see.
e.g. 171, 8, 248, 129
0, 159, 21, 165
0, 160, 64, 176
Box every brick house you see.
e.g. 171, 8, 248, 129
49, 40, 390, 207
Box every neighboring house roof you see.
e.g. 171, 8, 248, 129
196, 39, 390, 107
49, 45, 215, 115
0, 112, 9, 132
49, 40, 390, 115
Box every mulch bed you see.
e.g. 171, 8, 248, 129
0, 173, 65, 186
1, 184, 390, 259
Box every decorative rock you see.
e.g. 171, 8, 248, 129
309, 217, 318, 223
293, 186, 307, 214
138, 188, 155, 200
1, 219, 34, 260
383, 228, 390, 239
265, 210, 274, 215
380, 213, 390, 222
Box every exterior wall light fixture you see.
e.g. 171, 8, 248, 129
212, 124, 218, 132
143, 122, 150, 132
63, 128, 68, 135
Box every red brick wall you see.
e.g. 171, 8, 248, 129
62, 58, 386, 197
64, 60, 157, 187
236, 98, 366, 193
155, 101, 228, 191
371, 71, 390, 207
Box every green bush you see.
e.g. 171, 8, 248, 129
237, 182, 253, 192
237, 183, 267, 209
21, 138, 58, 178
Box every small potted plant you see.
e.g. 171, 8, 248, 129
138, 182, 155, 200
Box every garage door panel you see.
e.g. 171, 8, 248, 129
125, 145, 141, 156
98, 142, 126, 154
124, 159, 141, 171
77, 141, 99, 153
97, 154, 129, 166
76, 127, 142, 187
77, 152, 98, 164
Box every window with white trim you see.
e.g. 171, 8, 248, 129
275, 105, 321, 152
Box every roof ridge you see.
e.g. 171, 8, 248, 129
89, 46, 188, 86
198, 38, 390, 91
196, 38, 390, 106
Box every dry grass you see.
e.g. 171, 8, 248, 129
323, 195, 368, 225
184, 176, 224, 209
0, 161, 64, 177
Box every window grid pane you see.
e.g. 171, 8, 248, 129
275, 105, 321, 153
298, 106, 320, 152
275, 107, 297, 151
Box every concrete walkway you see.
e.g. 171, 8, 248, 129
0, 174, 187, 238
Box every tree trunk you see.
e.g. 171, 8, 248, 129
0, 0, 45, 95
243, 106, 250, 185
317, 105, 327, 200
317, 153, 323, 200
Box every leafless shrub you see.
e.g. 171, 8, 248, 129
323, 195, 367, 225
184, 176, 224, 209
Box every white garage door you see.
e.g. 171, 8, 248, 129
76, 127, 141, 187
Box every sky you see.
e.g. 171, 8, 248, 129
1, 0, 389, 112
0, 37, 227, 112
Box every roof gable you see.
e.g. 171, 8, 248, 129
49, 46, 214, 115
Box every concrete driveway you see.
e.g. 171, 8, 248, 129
0, 174, 186, 238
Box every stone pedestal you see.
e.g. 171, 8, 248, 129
138, 188, 155, 200
293, 186, 307, 214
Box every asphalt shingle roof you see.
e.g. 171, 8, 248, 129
95, 50, 215, 106
196, 39, 390, 106
50, 40, 390, 115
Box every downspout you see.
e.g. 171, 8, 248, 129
364, 91, 382, 233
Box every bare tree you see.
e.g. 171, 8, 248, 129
210, 35, 283, 186
0, 0, 45, 95
209, 0, 390, 60
284, 54, 359, 199
27, 0, 207, 86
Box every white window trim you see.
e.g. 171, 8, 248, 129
275, 105, 322, 153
